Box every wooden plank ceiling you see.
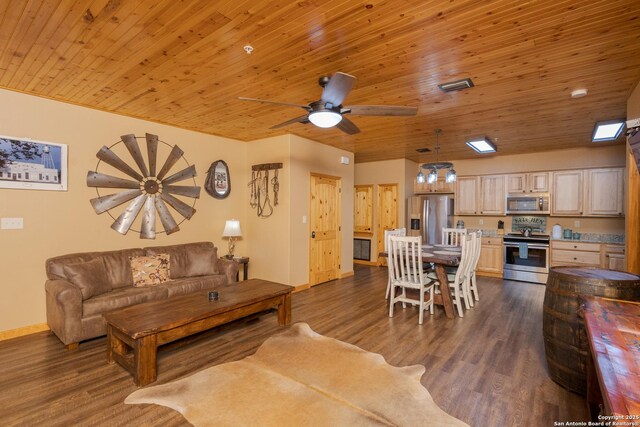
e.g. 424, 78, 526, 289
0, 0, 639, 163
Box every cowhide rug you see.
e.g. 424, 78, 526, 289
125, 322, 468, 426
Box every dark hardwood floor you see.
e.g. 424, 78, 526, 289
0, 265, 587, 426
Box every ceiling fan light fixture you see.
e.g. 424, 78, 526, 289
308, 110, 342, 128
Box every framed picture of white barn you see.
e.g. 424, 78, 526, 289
0, 135, 67, 191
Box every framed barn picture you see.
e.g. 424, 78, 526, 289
0, 135, 68, 191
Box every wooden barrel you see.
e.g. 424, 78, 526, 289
542, 267, 640, 395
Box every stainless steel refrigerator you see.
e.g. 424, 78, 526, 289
407, 195, 454, 245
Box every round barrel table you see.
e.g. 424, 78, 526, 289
542, 267, 640, 395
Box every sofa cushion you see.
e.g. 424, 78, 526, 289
83, 285, 168, 317
130, 254, 171, 287
63, 258, 112, 300
159, 275, 228, 298
46, 248, 145, 289
145, 242, 219, 278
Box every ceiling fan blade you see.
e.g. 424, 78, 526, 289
86, 171, 140, 189
160, 192, 196, 220
321, 72, 356, 106
154, 197, 179, 235
161, 164, 196, 185
238, 97, 310, 110
164, 185, 201, 198
270, 115, 310, 129
336, 117, 360, 135
146, 133, 158, 177
156, 145, 184, 181
110, 194, 146, 235
96, 146, 144, 181
121, 134, 149, 177
343, 105, 418, 116
140, 195, 157, 239
90, 189, 142, 214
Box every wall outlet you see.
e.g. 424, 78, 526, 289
479, 219, 484, 225
1, 217, 23, 229
574, 220, 580, 228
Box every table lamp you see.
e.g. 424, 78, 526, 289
222, 219, 242, 259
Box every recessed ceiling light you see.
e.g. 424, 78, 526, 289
466, 137, 496, 153
592, 120, 625, 142
571, 89, 588, 98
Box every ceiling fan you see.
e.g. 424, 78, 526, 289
239, 72, 418, 135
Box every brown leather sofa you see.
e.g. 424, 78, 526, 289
45, 242, 238, 349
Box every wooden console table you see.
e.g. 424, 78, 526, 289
581, 296, 640, 419
103, 279, 291, 386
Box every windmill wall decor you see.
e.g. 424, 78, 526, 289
87, 133, 200, 239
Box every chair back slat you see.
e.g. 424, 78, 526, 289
384, 227, 407, 252
387, 235, 423, 286
442, 228, 467, 246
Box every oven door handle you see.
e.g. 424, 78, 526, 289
504, 243, 549, 249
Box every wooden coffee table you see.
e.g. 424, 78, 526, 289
103, 278, 292, 386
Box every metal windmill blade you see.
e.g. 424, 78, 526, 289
87, 133, 200, 239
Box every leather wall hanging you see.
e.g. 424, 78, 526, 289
87, 133, 200, 239
205, 159, 231, 199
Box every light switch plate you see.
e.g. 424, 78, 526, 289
302, 215, 307, 224
574, 220, 580, 228
1, 217, 24, 229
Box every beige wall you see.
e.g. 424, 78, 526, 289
0, 90, 355, 334
0, 89, 247, 332
289, 135, 354, 286
355, 159, 410, 261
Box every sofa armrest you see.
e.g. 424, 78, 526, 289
217, 257, 239, 283
45, 279, 83, 346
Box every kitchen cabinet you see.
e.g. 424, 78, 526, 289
584, 168, 624, 216
477, 236, 503, 277
550, 240, 601, 267
603, 244, 626, 270
354, 185, 373, 234
479, 175, 506, 215
506, 172, 550, 193
455, 176, 479, 215
551, 171, 583, 216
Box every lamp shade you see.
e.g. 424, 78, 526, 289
222, 219, 242, 237
308, 110, 342, 128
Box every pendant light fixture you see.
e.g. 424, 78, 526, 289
416, 129, 456, 185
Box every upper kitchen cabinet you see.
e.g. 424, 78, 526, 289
479, 175, 506, 215
354, 185, 374, 234
584, 168, 624, 216
552, 170, 583, 215
506, 172, 550, 193
455, 176, 479, 215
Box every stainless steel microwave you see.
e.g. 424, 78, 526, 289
506, 194, 550, 214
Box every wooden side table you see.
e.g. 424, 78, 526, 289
232, 256, 249, 281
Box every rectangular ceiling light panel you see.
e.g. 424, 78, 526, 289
466, 137, 496, 153
437, 78, 474, 92
592, 120, 625, 142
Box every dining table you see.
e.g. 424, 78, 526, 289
379, 244, 461, 319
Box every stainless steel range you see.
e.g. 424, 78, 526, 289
503, 233, 550, 284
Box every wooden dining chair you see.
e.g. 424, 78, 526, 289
441, 228, 467, 246
384, 228, 406, 299
430, 234, 473, 317
467, 230, 482, 303
387, 235, 434, 325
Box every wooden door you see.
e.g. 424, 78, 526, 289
309, 174, 341, 287
480, 175, 506, 215
354, 185, 373, 234
376, 183, 398, 265
552, 170, 583, 215
584, 168, 624, 216
455, 176, 478, 215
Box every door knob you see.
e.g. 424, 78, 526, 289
311, 231, 316, 238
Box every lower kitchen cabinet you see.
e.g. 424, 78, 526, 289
477, 236, 503, 277
550, 241, 626, 270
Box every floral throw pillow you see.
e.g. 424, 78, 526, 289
129, 254, 170, 287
